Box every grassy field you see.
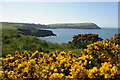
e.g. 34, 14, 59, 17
1, 22, 23, 30
2, 25, 17, 30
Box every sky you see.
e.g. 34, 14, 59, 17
0, 2, 118, 28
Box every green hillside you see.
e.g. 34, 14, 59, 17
48, 23, 101, 29
1, 22, 80, 56
1, 22, 56, 37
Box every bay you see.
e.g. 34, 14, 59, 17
38, 28, 119, 44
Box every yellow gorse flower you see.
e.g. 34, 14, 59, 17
1, 50, 120, 79
1, 33, 120, 79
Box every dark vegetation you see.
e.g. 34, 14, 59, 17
69, 33, 103, 48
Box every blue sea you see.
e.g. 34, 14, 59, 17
38, 28, 119, 44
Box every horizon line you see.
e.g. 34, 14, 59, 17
1, 21, 118, 28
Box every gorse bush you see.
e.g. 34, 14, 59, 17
69, 33, 103, 48
1, 33, 120, 79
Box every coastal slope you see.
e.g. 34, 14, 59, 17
48, 23, 101, 29
1, 22, 56, 37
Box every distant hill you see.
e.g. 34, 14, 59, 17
48, 23, 101, 29
1, 22, 56, 37
1, 22, 101, 29
1, 22, 52, 29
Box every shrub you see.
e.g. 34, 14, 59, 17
69, 33, 103, 48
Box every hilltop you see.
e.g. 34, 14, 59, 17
1, 22, 101, 29
48, 23, 101, 29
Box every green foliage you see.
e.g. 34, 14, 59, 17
1, 22, 80, 56
1, 22, 22, 30
2, 30, 79, 56
2, 25, 17, 30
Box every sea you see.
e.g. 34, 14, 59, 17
38, 28, 119, 44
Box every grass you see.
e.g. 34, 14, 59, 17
2, 22, 93, 56
1, 23, 81, 56
1, 22, 23, 30
2, 30, 80, 56
49, 23, 95, 27
2, 25, 17, 30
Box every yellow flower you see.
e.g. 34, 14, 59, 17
6, 54, 12, 58
111, 66, 118, 73
43, 75, 47, 78
50, 73, 64, 78
76, 69, 80, 72
23, 61, 27, 65
1, 48, 120, 79
29, 59, 35, 64
18, 64, 22, 68
0, 71, 3, 76
50, 66, 54, 70
94, 46, 99, 50
60, 51, 66, 55
31, 50, 39, 58
89, 55, 93, 59
44, 66, 49, 70
104, 73, 110, 78
89, 61, 91, 64
24, 50, 28, 54
87, 49, 92, 54
48, 57, 53, 62
8, 71, 14, 75
2, 58, 8, 61
23, 67, 29, 73
9, 63, 14, 66
84, 60, 87, 66
60, 73, 64, 77
42, 69, 47, 72
65, 75, 73, 78
54, 69, 58, 72
61, 69, 64, 72
88, 73, 95, 78
91, 67, 98, 73
23, 76, 27, 79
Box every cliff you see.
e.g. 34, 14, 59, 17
18, 28, 56, 37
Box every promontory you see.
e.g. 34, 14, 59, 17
48, 23, 101, 29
